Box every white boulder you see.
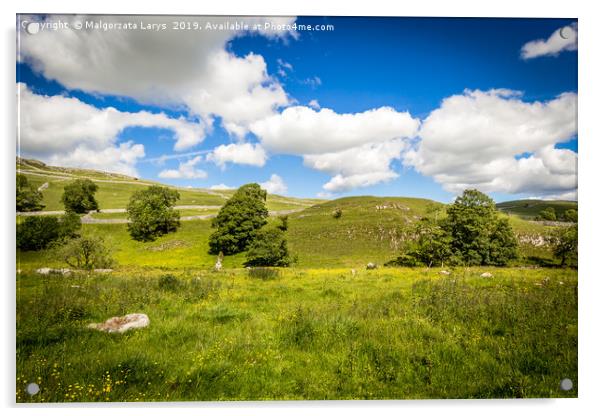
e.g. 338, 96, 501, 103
480, 272, 493, 278
88, 313, 150, 333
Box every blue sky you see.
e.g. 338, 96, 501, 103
17, 16, 578, 202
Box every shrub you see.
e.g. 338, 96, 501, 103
538, 207, 557, 221
126, 186, 181, 242
17, 216, 61, 251
244, 228, 293, 267
208, 184, 268, 255
563, 209, 578, 223
56, 235, 115, 270
61, 179, 99, 213
17, 213, 81, 251
247, 267, 280, 280
332, 208, 342, 219
158, 274, 181, 291
16, 174, 44, 212
547, 224, 578, 267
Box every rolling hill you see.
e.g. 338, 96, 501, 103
496, 199, 577, 220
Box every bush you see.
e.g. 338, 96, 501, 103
247, 267, 280, 280
332, 208, 342, 219
61, 179, 99, 213
17, 213, 82, 251
538, 207, 557, 221
17, 216, 61, 251
126, 186, 181, 242
158, 274, 181, 291
209, 184, 268, 255
16, 174, 44, 212
55, 235, 115, 270
547, 224, 578, 267
244, 228, 293, 267
563, 209, 578, 223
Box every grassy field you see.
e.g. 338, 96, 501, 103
16, 267, 577, 402
496, 199, 577, 220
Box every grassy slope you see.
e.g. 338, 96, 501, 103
496, 199, 577, 219
17, 158, 321, 212
16, 267, 577, 401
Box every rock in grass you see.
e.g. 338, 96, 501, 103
366, 263, 377, 270
480, 272, 493, 278
440, 270, 451, 275
88, 313, 150, 333
36, 267, 71, 276
93, 268, 113, 273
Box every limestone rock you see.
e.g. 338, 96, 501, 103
480, 272, 493, 278
88, 313, 150, 333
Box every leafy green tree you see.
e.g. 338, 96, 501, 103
443, 189, 518, 266
538, 207, 557, 221
244, 228, 293, 267
563, 209, 578, 223
16, 174, 44, 211
17, 213, 81, 251
56, 235, 115, 270
126, 186, 181, 242
209, 183, 268, 255
547, 225, 578, 267
61, 179, 99, 213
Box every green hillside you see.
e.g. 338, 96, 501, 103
496, 199, 577, 220
16, 157, 322, 212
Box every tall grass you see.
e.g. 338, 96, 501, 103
16, 267, 577, 402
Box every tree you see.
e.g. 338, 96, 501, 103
442, 189, 518, 266
244, 228, 293, 267
547, 225, 578, 267
16, 174, 44, 212
209, 183, 268, 255
17, 213, 81, 251
538, 207, 557, 221
56, 235, 115, 270
61, 179, 99, 213
562, 209, 578, 223
126, 186, 181, 242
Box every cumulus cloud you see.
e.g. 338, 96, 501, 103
304, 139, 407, 192
405, 89, 577, 199
521, 23, 577, 59
18, 83, 203, 176
18, 15, 295, 138
158, 156, 207, 179
206, 142, 267, 168
308, 99, 320, 109
251, 105, 420, 154
209, 183, 234, 190
260, 174, 287, 194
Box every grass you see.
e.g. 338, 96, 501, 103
496, 199, 577, 220
16, 267, 577, 402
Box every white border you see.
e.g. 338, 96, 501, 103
3, 1, 601, 415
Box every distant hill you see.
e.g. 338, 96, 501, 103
496, 199, 577, 220
16, 157, 322, 212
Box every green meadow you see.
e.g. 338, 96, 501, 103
16, 159, 578, 402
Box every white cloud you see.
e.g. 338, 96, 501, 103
308, 99, 320, 109
404, 89, 577, 199
302, 76, 322, 88
304, 139, 407, 192
18, 83, 204, 176
18, 15, 296, 139
158, 156, 207, 179
276, 58, 293, 77
209, 183, 234, 190
521, 23, 577, 59
206, 142, 267, 168
251, 105, 420, 154
260, 174, 287, 194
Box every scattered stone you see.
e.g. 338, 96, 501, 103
88, 313, 150, 333
71, 285, 81, 289
559, 281, 564, 285
36, 268, 71, 276
366, 263, 377, 270
480, 272, 493, 278
439, 270, 451, 275
351, 269, 357, 276
93, 269, 113, 273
